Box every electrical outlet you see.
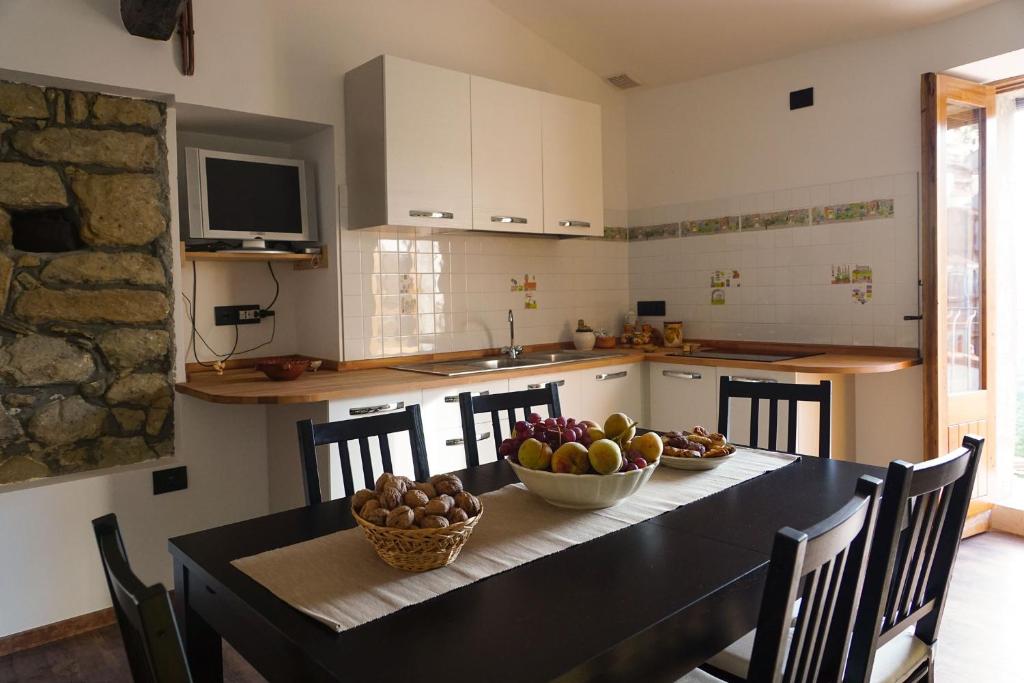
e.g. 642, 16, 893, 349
153, 466, 188, 495
214, 304, 262, 326
790, 87, 814, 110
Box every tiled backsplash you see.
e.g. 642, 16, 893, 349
338, 227, 629, 360
627, 173, 920, 347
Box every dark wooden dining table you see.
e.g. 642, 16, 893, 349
169, 454, 883, 682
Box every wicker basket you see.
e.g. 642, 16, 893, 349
352, 505, 483, 572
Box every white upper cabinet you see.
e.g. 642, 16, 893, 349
344, 56, 603, 235
345, 56, 472, 230
541, 93, 604, 238
470, 76, 544, 234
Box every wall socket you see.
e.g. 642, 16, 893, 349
214, 304, 262, 326
153, 466, 188, 495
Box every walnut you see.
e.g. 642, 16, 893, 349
362, 507, 388, 526
454, 491, 481, 517
433, 475, 463, 496
413, 482, 437, 498
404, 489, 430, 508
447, 508, 469, 524
386, 505, 415, 529
379, 486, 402, 510
425, 496, 452, 516
421, 515, 450, 529
351, 489, 376, 510
360, 499, 381, 516
375, 473, 399, 494
413, 506, 427, 524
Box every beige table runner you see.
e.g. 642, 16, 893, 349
232, 449, 797, 633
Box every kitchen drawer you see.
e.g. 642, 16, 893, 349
648, 362, 717, 432
575, 363, 644, 426
715, 367, 825, 455
430, 424, 498, 474
507, 371, 580, 420
324, 390, 423, 499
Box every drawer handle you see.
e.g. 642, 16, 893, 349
558, 219, 591, 228
446, 432, 491, 446
350, 401, 405, 416
732, 376, 777, 384
527, 380, 565, 389
595, 371, 627, 381
492, 215, 527, 224
410, 210, 454, 219
663, 370, 702, 380
444, 390, 488, 403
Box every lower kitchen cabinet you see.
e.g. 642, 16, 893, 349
325, 390, 424, 500
421, 379, 509, 474
574, 363, 645, 426
508, 370, 581, 419
648, 362, 717, 432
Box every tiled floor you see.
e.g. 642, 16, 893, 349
0, 531, 1020, 682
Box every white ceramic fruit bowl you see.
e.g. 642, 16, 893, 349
507, 460, 658, 509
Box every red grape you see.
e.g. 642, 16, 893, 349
633, 457, 648, 469
527, 412, 543, 424
562, 429, 577, 443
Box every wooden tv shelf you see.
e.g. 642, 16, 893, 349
180, 243, 328, 270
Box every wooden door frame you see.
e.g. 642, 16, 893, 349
921, 73, 996, 463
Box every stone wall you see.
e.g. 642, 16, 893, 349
0, 81, 173, 485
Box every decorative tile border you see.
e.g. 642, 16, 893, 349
741, 209, 810, 231
812, 199, 894, 225
601, 226, 629, 241
629, 223, 680, 241
685, 216, 740, 236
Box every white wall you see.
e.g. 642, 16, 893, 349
0, 0, 627, 637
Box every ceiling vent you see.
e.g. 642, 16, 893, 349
606, 73, 641, 90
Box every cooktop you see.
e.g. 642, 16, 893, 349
666, 350, 822, 362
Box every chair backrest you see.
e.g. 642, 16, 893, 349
845, 435, 984, 682
747, 475, 882, 683
296, 404, 430, 505
91, 514, 192, 683
458, 383, 561, 467
718, 376, 832, 458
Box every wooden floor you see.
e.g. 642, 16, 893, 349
0, 531, 1021, 682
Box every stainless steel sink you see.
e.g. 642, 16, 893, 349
390, 350, 627, 376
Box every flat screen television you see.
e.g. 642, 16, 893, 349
184, 148, 318, 248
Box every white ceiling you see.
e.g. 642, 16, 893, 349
490, 0, 1001, 88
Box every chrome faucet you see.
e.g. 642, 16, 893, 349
501, 309, 523, 359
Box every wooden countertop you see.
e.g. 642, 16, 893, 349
176, 346, 920, 405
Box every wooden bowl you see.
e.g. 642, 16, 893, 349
254, 357, 311, 381
595, 335, 617, 349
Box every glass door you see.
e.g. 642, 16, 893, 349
922, 73, 996, 509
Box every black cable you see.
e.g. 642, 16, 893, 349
265, 261, 279, 311
183, 261, 280, 364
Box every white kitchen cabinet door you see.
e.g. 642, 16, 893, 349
420, 379, 509, 473
324, 390, 424, 500
384, 57, 472, 229
648, 363, 717, 432
507, 371, 581, 420
471, 77, 544, 234
574, 364, 644, 426
541, 93, 603, 237
716, 368, 813, 453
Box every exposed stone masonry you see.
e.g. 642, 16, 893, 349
0, 80, 174, 486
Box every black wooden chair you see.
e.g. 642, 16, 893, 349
296, 404, 431, 505
681, 475, 882, 682
458, 383, 561, 468
718, 376, 832, 458
844, 435, 984, 683
92, 514, 193, 683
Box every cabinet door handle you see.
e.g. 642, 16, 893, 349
663, 370, 702, 380
444, 390, 488, 403
350, 401, 404, 416
595, 371, 627, 381
527, 380, 565, 389
731, 376, 777, 384
558, 219, 591, 228
446, 432, 491, 446
491, 215, 527, 224
410, 210, 454, 219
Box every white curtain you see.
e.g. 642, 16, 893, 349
993, 90, 1024, 501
